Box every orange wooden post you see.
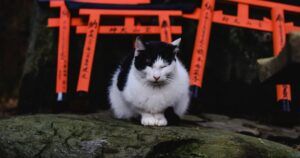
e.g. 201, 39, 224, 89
125, 17, 135, 27
237, 3, 249, 23
271, 8, 292, 111
48, 1, 71, 101
189, 0, 215, 96
77, 11, 100, 92
159, 14, 172, 43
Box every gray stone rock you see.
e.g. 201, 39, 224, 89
0, 112, 299, 158
197, 113, 300, 147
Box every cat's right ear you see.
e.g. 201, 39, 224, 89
134, 36, 145, 56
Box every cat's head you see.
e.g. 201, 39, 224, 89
133, 36, 181, 87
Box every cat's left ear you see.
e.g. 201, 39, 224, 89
134, 36, 146, 56
171, 38, 181, 47
135, 36, 146, 50
171, 38, 181, 53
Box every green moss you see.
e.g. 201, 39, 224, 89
0, 112, 299, 158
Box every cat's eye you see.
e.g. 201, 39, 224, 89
160, 65, 167, 69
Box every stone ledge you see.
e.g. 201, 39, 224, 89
0, 112, 299, 158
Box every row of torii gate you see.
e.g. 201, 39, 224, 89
46, 0, 300, 110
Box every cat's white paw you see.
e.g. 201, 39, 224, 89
156, 118, 167, 126
141, 115, 157, 126
154, 114, 167, 126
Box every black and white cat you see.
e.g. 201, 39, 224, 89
108, 37, 190, 126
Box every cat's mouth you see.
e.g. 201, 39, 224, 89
149, 81, 167, 87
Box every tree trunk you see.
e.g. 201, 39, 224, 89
18, 1, 57, 113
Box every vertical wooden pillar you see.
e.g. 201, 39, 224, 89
125, 17, 135, 27
159, 14, 172, 43
237, 4, 249, 22
189, 0, 215, 89
51, 2, 71, 101
77, 12, 100, 92
271, 8, 292, 111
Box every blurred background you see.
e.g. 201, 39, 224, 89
0, 0, 299, 124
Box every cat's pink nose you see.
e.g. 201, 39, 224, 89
153, 76, 160, 81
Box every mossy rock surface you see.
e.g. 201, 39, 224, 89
0, 112, 299, 158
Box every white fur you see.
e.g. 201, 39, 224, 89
109, 39, 190, 126
171, 38, 181, 47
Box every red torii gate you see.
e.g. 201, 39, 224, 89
185, 0, 300, 111
47, 0, 182, 100
47, 0, 300, 110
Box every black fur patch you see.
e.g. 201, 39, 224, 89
164, 107, 180, 125
117, 53, 134, 91
134, 41, 177, 71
